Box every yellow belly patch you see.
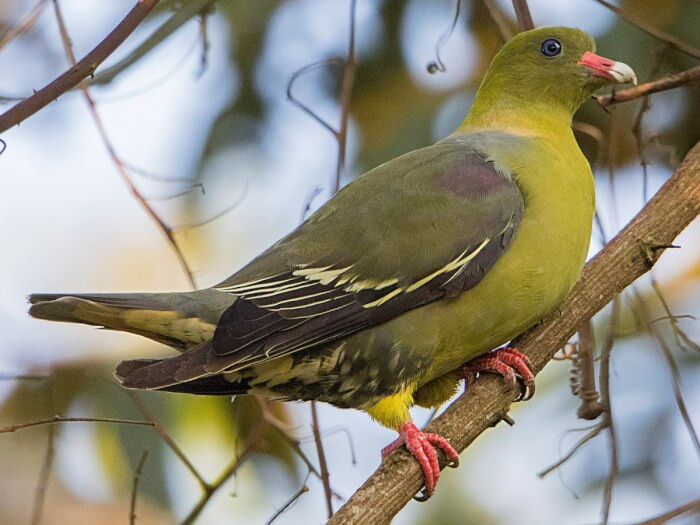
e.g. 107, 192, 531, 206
364, 384, 416, 430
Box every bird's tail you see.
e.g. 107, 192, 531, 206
28, 290, 235, 350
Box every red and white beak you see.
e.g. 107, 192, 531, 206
578, 51, 637, 85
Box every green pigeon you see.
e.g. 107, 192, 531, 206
29, 27, 636, 497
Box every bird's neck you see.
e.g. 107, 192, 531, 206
457, 93, 576, 141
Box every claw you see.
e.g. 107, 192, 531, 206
462, 346, 536, 401
381, 421, 459, 499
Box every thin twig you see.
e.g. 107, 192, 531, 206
30, 380, 57, 525
648, 314, 695, 326
0, 373, 48, 381
511, 0, 534, 31
310, 401, 333, 518
306, 426, 357, 466
169, 179, 248, 232
596, 64, 700, 107
591, 0, 700, 61
90, 0, 215, 86
256, 381, 346, 500
600, 297, 620, 525
633, 86, 653, 203
426, 0, 462, 74
651, 279, 700, 353
0, 0, 160, 133
632, 45, 669, 203
0, 0, 49, 50
636, 285, 700, 459
30, 424, 55, 525
653, 327, 700, 459
0, 416, 155, 434
196, 8, 211, 77
332, 0, 357, 194
481, 0, 515, 42
180, 420, 265, 525
287, 58, 343, 135
127, 392, 209, 490
51, 0, 196, 288
265, 472, 311, 525
129, 450, 149, 525
538, 424, 603, 478
630, 497, 700, 525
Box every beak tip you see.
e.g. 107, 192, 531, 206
611, 61, 637, 86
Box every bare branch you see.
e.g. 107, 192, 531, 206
180, 420, 265, 525
481, 0, 515, 42
333, 0, 358, 194
636, 286, 700, 459
511, 0, 534, 31
287, 59, 342, 136
0, 0, 160, 134
426, 0, 462, 74
129, 450, 149, 525
630, 498, 700, 525
266, 472, 311, 525
592, 0, 700, 61
0, 0, 49, 51
310, 401, 334, 517
30, 417, 56, 525
600, 297, 620, 524
538, 423, 603, 478
632, 45, 669, 203
127, 392, 209, 490
51, 0, 196, 288
0, 416, 155, 434
596, 64, 700, 107
328, 141, 700, 524
90, 0, 216, 86
0, 373, 48, 381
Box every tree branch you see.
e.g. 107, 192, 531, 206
129, 450, 149, 525
596, 64, 700, 107
631, 497, 700, 525
0, 416, 155, 433
0, 0, 160, 134
591, 0, 700, 61
329, 142, 700, 524
511, 0, 534, 31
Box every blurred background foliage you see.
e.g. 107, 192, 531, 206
0, 0, 699, 523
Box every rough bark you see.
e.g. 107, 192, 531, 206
329, 141, 700, 524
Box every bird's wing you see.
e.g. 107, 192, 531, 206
118, 137, 524, 389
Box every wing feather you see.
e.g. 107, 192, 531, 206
117, 135, 526, 390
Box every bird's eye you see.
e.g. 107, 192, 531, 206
540, 38, 562, 58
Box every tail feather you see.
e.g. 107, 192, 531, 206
28, 290, 235, 350
115, 355, 249, 395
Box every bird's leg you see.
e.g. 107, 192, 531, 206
381, 421, 459, 500
462, 346, 535, 400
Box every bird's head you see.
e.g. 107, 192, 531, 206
465, 27, 636, 127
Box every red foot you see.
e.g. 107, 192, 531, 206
462, 347, 535, 400
381, 421, 459, 500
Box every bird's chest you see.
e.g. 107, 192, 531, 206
426, 144, 595, 377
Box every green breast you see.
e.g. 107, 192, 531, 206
392, 129, 595, 382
